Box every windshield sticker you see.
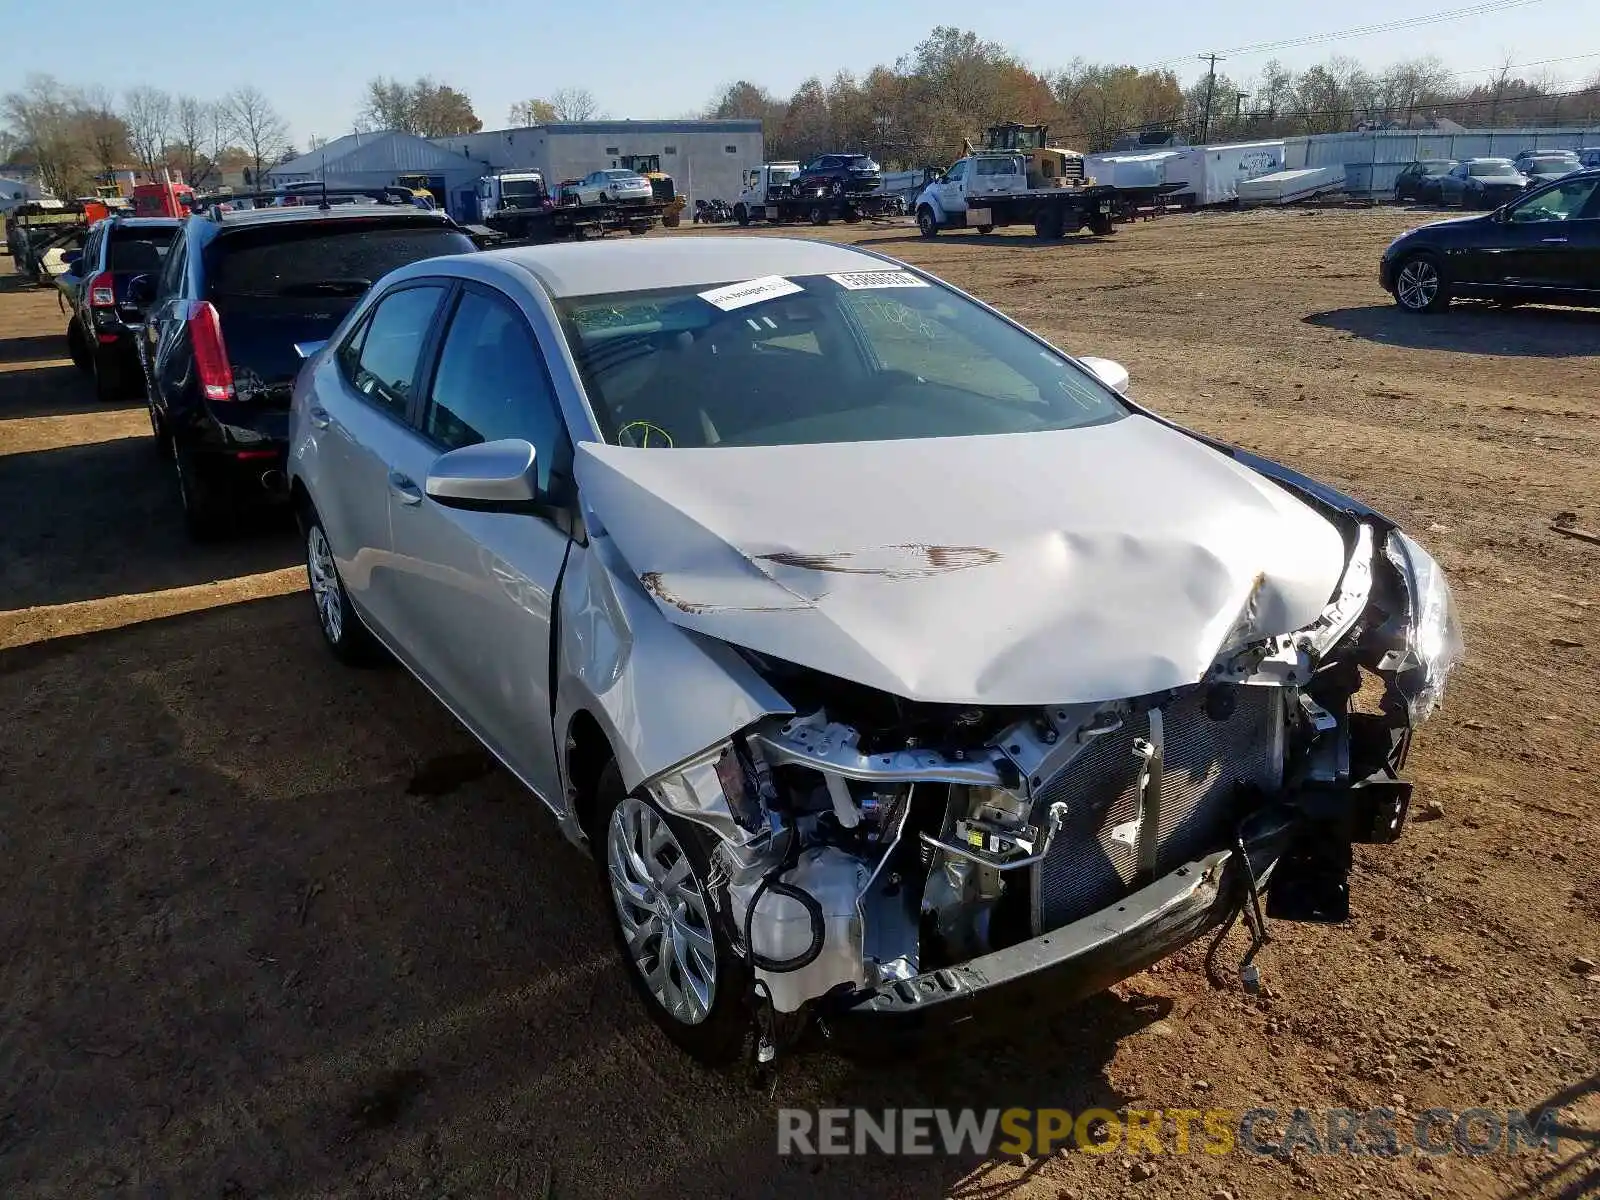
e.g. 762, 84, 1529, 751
827, 270, 930, 291
698, 275, 804, 311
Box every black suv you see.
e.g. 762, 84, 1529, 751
1392, 160, 1454, 203
61, 215, 182, 402
135, 199, 476, 538
791, 153, 882, 199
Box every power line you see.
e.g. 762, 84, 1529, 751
1147, 0, 1556, 69
1451, 49, 1600, 77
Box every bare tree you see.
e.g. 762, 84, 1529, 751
363, 76, 481, 136
171, 96, 216, 188
79, 86, 131, 179
508, 98, 557, 126
123, 86, 173, 174
1, 74, 89, 195
224, 85, 289, 185
550, 87, 601, 122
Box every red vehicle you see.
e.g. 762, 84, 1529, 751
131, 182, 195, 218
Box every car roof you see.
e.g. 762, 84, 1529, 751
492, 236, 896, 299
1467, 157, 1514, 164
106, 216, 184, 230
209, 203, 452, 229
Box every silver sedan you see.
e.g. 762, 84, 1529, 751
287, 237, 1461, 1065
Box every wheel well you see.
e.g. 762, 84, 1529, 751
565, 710, 613, 845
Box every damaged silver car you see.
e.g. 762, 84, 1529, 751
286, 237, 1463, 1065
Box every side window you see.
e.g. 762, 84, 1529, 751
1510, 178, 1600, 223
344, 284, 447, 419
157, 236, 188, 300
946, 160, 968, 183
423, 288, 571, 496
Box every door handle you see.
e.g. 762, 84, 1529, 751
1542, 237, 1568, 244
307, 405, 331, 429
388, 470, 423, 506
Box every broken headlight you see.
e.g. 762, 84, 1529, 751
1384, 530, 1464, 723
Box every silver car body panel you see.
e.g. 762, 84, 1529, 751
572, 417, 1347, 707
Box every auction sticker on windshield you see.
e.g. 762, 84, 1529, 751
827, 270, 930, 290
698, 275, 805, 310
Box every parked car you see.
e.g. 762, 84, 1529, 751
791, 153, 882, 199
1392, 159, 1455, 203
58, 214, 181, 401
136, 201, 476, 538
1514, 151, 1582, 186
1381, 168, 1600, 313
1436, 158, 1530, 208
573, 169, 653, 205
1581, 147, 1600, 170
287, 236, 1461, 1066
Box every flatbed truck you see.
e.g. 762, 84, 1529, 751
475, 171, 662, 242
734, 163, 896, 227
913, 151, 1161, 239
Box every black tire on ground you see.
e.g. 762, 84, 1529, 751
734, 203, 749, 227
170, 439, 235, 541
1392, 251, 1452, 314
917, 206, 939, 238
1088, 214, 1115, 236
302, 510, 382, 665
67, 320, 91, 372
629, 225, 649, 236
976, 224, 994, 235
592, 760, 750, 1065
1034, 208, 1065, 240
809, 204, 830, 226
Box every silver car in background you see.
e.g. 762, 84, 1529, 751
286, 237, 1462, 1065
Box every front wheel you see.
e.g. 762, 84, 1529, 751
595, 762, 749, 1064
976, 224, 994, 235
734, 203, 749, 227
305, 515, 380, 663
1393, 252, 1451, 314
808, 204, 830, 226
917, 206, 939, 238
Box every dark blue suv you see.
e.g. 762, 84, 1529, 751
134, 199, 476, 538
61, 215, 182, 402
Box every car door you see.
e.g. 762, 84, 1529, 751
382, 282, 576, 802
939, 159, 970, 215
1439, 163, 1466, 205
144, 231, 194, 421
1495, 176, 1600, 291
311, 280, 452, 642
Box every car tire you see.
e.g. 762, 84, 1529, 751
67, 320, 92, 372
304, 513, 380, 664
594, 760, 750, 1065
734, 203, 749, 227
976, 224, 994, 235
917, 206, 939, 238
1392, 252, 1451, 314
1034, 209, 1065, 240
170, 438, 234, 541
808, 204, 830, 226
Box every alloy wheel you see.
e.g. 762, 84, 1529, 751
606, 796, 718, 1025
306, 524, 344, 644
1397, 259, 1440, 311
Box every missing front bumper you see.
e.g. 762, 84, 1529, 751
822, 806, 1299, 1035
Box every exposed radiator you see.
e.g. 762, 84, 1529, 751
1032, 686, 1284, 933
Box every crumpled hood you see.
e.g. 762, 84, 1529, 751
574, 416, 1347, 706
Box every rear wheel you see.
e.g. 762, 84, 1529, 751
917, 206, 939, 238
808, 204, 830, 226
976, 224, 994, 235
734, 203, 749, 227
170, 438, 234, 541
1034, 208, 1065, 240
595, 761, 749, 1065
67, 320, 91, 372
1393, 252, 1451, 314
92, 347, 128, 403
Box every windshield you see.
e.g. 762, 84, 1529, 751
768, 168, 797, 186
1526, 156, 1575, 172
556, 271, 1127, 448
207, 222, 474, 300
501, 179, 545, 198
1470, 161, 1517, 177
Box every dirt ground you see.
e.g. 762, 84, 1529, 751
1, 208, 1596, 1200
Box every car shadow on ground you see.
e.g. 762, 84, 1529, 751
0, 592, 1172, 1199
0, 362, 147, 421
1304, 304, 1600, 357
0, 432, 299, 612
855, 231, 1116, 250
0, 332, 71, 365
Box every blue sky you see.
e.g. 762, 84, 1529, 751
6, 0, 1598, 144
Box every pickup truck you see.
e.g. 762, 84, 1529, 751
914, 152, 1119, 239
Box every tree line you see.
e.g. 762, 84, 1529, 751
705, 26, 1600, 166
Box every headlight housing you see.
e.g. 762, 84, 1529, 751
1384, 530, 1464, 723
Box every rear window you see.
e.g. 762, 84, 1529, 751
1469, 161, 1516, 177
206, 221, 474, 300
107, 227, 176, 273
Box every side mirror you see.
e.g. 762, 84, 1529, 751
425, 438, 540, 513
293, 339, 328, 360
126, 274, 155, 304
1079, 356, 1130, 396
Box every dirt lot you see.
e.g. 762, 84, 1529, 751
1, 208, 1596, 1199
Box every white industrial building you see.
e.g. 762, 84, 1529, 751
433, 120, 763, 219
267, 130, 485, 207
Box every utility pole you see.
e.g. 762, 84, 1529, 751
1198, 53, 1225, 145
1235, 92, 1250, 130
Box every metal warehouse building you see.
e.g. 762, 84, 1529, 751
266, 130, 485, 207
434, 120, 763, 218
